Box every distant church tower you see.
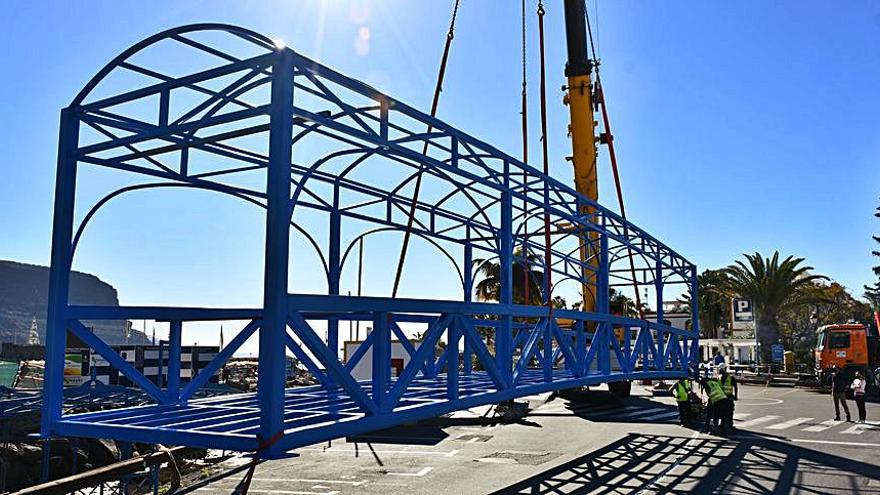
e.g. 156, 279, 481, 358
27, 316, 40, 346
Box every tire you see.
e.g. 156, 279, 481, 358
608, 381, 632, 398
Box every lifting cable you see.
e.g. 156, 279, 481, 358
521, 0, 532, 306
537, 0, 553, 313
585, 2, 644, 319
391, 0, 461, 299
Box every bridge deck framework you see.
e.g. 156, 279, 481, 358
43, 24, 699, 455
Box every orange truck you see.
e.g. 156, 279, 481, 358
815, 320, 880, 390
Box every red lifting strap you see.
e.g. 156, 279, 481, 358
233, 431, 285, 495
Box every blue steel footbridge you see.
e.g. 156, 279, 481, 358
43, 24, 699, 456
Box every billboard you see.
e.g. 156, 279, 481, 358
731, 298, 754, 330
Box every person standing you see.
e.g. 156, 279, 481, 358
713, 351, 725, 370
703, 375, 728, 434
851, 371, 867, 423
718, 364, 738, 432
829, 366, 851, 422
674, 377, 693, 427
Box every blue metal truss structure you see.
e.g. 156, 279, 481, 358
43, 24, 699, 456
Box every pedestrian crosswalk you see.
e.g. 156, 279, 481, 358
734, 414, 880, 434
536, 401, 880, 435
801, 419, 843, 432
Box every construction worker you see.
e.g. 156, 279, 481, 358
718, 363, 738, 432
702, 374, 728, 434
674, 376, 693, 427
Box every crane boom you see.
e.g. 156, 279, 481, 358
563, 0, 600, 313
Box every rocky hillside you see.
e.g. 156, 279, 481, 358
0, 260, 147, 346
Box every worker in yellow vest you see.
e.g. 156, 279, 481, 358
674, 377, 693, 427
718, 363, 738, 432
702, 375, 728, 434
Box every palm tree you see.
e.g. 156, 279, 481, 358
698, 269, 732, 338
472, 249, 544, 305
865, 201, 880, 307
723, 251, 827, 362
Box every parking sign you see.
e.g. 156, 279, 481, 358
732, 298, 754, 330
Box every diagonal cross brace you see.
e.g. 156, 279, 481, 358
68, 320, 167, 404
385, 314, 451, 410
458, 316, 507, 390
180, 319, 261, 401
287, 313, 378, 415
283, 332, 329, 386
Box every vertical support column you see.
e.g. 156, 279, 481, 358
167, 320, 182, 403
497, 186, 513, 387
157, 340, 164, 389
42, 108, 79, 438
597, 230, 610, 375
543, 318, 553, 382
447, 319, 459, 400
655, 260, 665, 371
372, 312, 390, 412
327, 185, 342, 372
462, 243, 473, 375
689, 265, 700, 368
575, 319, 586, 376
259, 48, 295, 442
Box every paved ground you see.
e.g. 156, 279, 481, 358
185, 384, 880, 494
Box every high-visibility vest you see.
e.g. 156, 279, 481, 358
706, 379, 727, 404
721, 374, 734, 395
674, 380, 691, 402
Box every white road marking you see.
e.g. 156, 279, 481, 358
766, 417, 813, 430
387, 467, 433, 477
802, 419, 843, 432
249, 479, 366, 486
299, 447, 459, 457
792, 438, 880, 448
645, 411, 680, 421
841, 422, 880, 435
570, 404, 636, 415
197, 490, 337, 495
614, 407, 667, 419
735, 398, 784, 406
736, 415, 781, 428
733, 413, 751, 421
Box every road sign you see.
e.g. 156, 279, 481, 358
732, 298, 754, 330
771, 344, 784, 363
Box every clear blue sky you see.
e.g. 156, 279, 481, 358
1, 1, 878, 353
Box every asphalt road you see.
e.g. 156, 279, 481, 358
186, 383, 880, 494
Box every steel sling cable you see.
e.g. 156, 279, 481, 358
521, 0, 531, 307
391, 0, 461, 298
537, 1, 553, 312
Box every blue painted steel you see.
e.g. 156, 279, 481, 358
42, 24, 699, 454
260, 46, 296, 446
166, 320, 182, 403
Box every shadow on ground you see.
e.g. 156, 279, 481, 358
489, 432, 880, 494
528, 389, 684, 425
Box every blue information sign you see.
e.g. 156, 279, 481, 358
771, 343, 784, 363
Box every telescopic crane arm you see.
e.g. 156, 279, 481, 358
562, 0, 600, 313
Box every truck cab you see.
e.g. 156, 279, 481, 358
815, 323, 879, 388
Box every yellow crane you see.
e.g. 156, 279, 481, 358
562, 0, 600, 313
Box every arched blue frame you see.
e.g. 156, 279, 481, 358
43, 24, 699, 455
